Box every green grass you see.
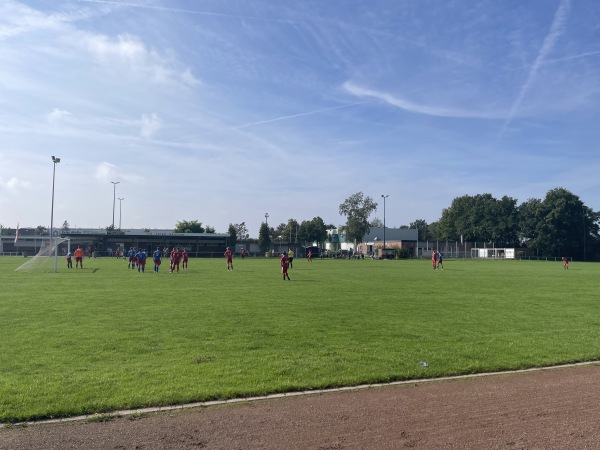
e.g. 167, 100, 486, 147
1, 256, 598, 422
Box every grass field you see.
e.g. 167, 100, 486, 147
1, 255, 598, 423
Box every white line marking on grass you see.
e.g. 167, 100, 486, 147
6, 360, 600, 428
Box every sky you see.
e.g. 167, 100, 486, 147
1, 0, 599, 237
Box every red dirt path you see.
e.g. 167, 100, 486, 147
2, 364, 599, 449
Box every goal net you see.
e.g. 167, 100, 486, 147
15, 237, 71, 272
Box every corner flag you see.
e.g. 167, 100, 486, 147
14, 223, 19, 244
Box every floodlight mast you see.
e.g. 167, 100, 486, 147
381, 194, 389, 250
111, 181, 120, 229
51, 156, 61, 272
118, 198, 125, 229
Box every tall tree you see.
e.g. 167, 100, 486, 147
437, 193, 518, 246
370, 217, 384, 228
227, 223, 237, 249
410, 219, 433, 241
283, 218, 300, 244
258, 222, 271, 253
174, 220, 205, 233
35, 225, 47, 236
339, 192, 378, 244
527, 188, 589, 258
229, 222, 247, 244
204, 225, 216, 233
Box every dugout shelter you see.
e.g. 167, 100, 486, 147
61, 228, 229, 257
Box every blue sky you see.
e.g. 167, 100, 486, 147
1, 0, 599, 237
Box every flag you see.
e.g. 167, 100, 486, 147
14, 223, 19, 244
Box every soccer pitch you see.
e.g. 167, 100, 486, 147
1, 256, 598, 423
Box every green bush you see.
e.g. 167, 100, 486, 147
397, 247, 409, 259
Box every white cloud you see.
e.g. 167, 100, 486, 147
140, 113, 162, 138
94, 162, 145, 184
343, 82, 504, 119
0, 176, 31, 190
501, 0, 572, 132
94, 162, 119, 182
46, 108, 71, 123
82, 33, 200, 86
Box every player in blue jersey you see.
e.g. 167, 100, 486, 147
153, 247, 162, 273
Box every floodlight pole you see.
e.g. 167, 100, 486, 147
381, 194, 389, 250
111, 181, 120, 229
118, 198, 124, 230
51, 156, 61, 273
265, 213, 269, 251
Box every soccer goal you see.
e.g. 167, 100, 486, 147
15, 237, 71, 272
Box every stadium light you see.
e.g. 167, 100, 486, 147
111, 181, 120, 229
118, 198, 125, 230
265, 212, 269, 225
51, 156, 61, 273
381, 194, 389, 250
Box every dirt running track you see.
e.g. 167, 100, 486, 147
2, 364, 600, 449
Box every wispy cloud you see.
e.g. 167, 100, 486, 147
83, 33, 200, 86
0, 176, 31, 191
77, 0, 300, 23
140, 113, 162, 138
230, 102, 366, 130
501, 0, 572, 133
94, 162, 145, 184
343, 82, 503, 119
543, 50, 600, 65
46, 108, 71, 123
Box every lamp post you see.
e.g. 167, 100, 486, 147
111, 181, 120, 229
381, 194, 389, 250
583, 206, 586, 262
118, 198, 124, 230
264, 213, 269, 252
51, 156, 61, 272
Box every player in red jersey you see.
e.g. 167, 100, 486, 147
431, 250, 437, 270
181, 249, 189, 270
170, 248, 181, 273
224, 247, 233, 271
562, 257, 569, 270
307, 250, 312, 262
280, 252, 291, 280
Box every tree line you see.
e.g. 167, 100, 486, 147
4, 187, 598, 260
407, 188, 599, 260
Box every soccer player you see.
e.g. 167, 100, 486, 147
170, 247, 181, 273
128, 247, 136, 269
241, 248, 246, 259
224, 247, 234, 270
181, 249, 188, 270
74, 246, 84, 269
66, 251, 73, 269
562, 257, 569, 270
224, 247, 233, 271
431, 250, 437, 270
307, 250, 312, 262
280, 251, 291, 280
437, 252, 444, 270
153, 247, 162, 273
288, 249, 294, 268
137, 248, 147, 273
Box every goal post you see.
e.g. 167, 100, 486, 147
14, 237, 71, 272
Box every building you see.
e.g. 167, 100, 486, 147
1, 228, 229, 257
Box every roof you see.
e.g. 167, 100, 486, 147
363, 227, 418, 242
